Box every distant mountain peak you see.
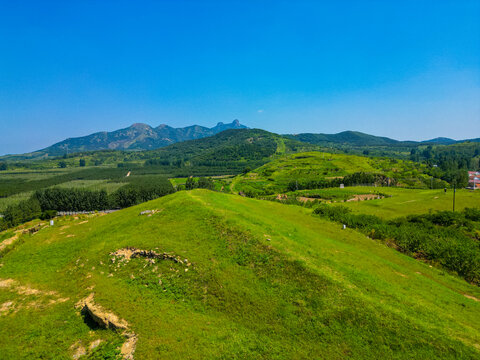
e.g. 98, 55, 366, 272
34, 120, 248, 156
130, 123, 150, 129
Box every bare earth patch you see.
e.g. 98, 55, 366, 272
0, 234, 19, 252
0, 278, 69, 314
463, 294, 480, 302
110, 247, 190, 266
0, 301, 15, 315
76, 293, 137, 359
346, 194, 384, 202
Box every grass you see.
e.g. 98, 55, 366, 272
0, 190, 479, 359
332, 186, 480, 219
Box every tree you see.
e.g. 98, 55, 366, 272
79, 159, 86, 167
242, 166, 251, 175
185, 177, 196, 190
58, 161, 67, 168
0, 162, 7, 171
197, 177, 214, 190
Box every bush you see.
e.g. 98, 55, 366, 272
197, 177, 214, 190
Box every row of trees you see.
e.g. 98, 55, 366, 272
287, 172, 397, 192
0, 176, 175, 231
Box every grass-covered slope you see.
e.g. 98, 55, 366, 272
231, 151, 438, 196
332, 186, 480, 219
1, 190, 479, 359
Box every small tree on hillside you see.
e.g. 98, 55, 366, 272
197, 177, 214, 190
79, 159, 86, 167
185, 177, 196, 190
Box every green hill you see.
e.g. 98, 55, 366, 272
231, 151, 443, 196
0, 190, 479, 359
285, 131, 405, 146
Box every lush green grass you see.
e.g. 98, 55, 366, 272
333, 187, 480, 219
0, 190, 479, 359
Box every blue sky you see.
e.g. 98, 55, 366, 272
0, 0, 479, 155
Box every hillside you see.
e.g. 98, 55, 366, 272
231, 151, 442, 196
1, 120, 247, 160
0, 190, 479, 359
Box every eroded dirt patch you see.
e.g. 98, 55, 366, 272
110, 247, 190, 266
464, 294, 480, 302
0, 278, 69, 314
76, 293, 137, 359
346, 194, 384, 202
0, 234, 19, 252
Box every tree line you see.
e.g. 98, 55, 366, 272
287, 172, 397, 192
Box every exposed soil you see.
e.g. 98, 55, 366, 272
110, 247, 190, 266
0, 234, 19, 252
0, 301, 15, 315
0, 278, 69, 314
464, 294, 480, 302
346, 194, 384, 202
297, 197, 317, 202
76, 293, 137, 359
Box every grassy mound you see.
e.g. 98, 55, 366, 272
0, 190, 479, 359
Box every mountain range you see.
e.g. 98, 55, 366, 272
35, 120, 247, 157
285, 131, 480, 147
1, 122, 479, 161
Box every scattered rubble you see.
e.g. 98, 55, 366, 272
139, 209, 162, 216
110, 247, 189, 266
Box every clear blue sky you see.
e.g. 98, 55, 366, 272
1, 0, 479, 155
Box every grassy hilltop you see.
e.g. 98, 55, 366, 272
1, 190, 479, 359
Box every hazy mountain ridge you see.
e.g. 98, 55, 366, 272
286, 131, 480, 147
